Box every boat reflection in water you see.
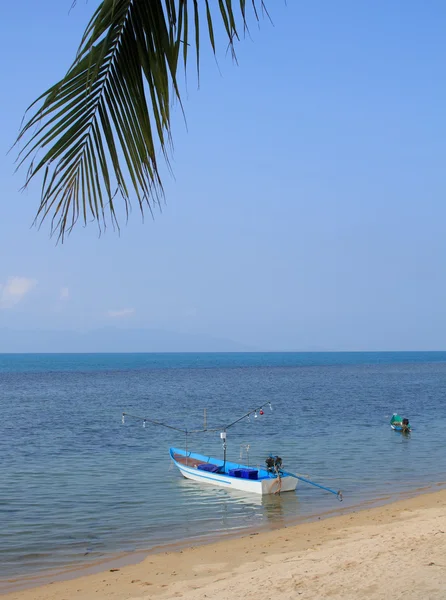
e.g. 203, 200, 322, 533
175, 475, 299, 531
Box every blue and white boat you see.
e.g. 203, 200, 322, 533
170, 447, 298, 495
122, 405, 342, 501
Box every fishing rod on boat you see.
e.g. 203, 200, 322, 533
122, 401, 273, 434
122, 412, 211, 457
219, 401, 273, 469
122, 402, 273, 470
222, 401, 273, 431
122, 412, 189, 433
122, 411, 225, 434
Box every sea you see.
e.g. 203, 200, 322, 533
2, 351, 446, 585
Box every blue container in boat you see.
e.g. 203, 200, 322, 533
228, 469, 242, 478
240, 469, 258, 480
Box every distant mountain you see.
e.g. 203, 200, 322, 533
0, 327, 256, 353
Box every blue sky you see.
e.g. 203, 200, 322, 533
0, 1, 445, 351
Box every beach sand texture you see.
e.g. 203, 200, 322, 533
2, 489, 446, 600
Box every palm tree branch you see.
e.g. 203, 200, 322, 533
16, 0, 268, 240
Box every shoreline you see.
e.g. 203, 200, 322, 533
1, 483, 441, 593
2, 485, 446, 599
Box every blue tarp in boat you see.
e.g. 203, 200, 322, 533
197, 463, 221, 473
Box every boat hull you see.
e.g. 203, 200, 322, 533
170, 448, 298, 495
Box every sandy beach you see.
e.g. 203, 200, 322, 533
2, 488, 446, 600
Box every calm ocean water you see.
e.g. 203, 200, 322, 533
2, 351, 446, 583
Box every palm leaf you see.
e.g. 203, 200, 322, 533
15, 0, 269, 241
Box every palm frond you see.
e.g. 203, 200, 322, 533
15, 0, 269, 241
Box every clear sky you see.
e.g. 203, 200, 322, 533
0, 1, 445, 351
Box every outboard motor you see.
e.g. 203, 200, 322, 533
266, 455, 283, 473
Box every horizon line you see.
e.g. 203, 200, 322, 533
1, 350, 446, 355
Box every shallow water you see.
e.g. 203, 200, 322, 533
2, 352, 446, 580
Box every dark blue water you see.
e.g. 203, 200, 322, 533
2, 352, 446, 582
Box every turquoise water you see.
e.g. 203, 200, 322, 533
2, 352, 446, 582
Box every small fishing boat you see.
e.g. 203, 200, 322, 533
170, 447, 298, 495
390, 413, 411, 432
122, 402, 343, 501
